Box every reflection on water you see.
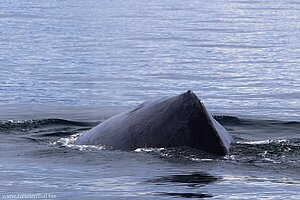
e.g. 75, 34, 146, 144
148, 172, 219, 187
148, 172, 219, 198
158, 192, 213, 198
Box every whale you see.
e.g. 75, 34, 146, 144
75, 90, 233, 155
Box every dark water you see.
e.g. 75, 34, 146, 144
1, 0, 300, 199
0, 116, 299, 199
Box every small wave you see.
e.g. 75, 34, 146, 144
237, 139, 287, 145
222, 175, 300, 185
214, 116, 300, 142
0, 118, 93, 132
213, 115, 242, 124
190, 158, 214, 162
214, 115, 300, 129
134, 147, 166, 153
229, 138, 300, 167
135, 146, 219, 162
51, 133, 110, 151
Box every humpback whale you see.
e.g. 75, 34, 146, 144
75, 90, 233, 155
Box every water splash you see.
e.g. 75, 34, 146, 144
51, 133, 110, 151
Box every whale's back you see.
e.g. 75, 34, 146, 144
75, 90, 234, 155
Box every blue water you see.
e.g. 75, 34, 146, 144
0, 0, 300, 199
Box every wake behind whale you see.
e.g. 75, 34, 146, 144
75, 90, 234, 155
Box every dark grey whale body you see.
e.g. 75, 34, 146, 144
75, 90, 233, 155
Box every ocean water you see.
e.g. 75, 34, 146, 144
0, 0, 299, 199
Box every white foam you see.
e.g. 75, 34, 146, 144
134, 147, 165, 153
51, 133, 109, 151
191, 158, 214, 162
237, 139, 287, 145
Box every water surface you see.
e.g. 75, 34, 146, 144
0, 0, 300, 199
